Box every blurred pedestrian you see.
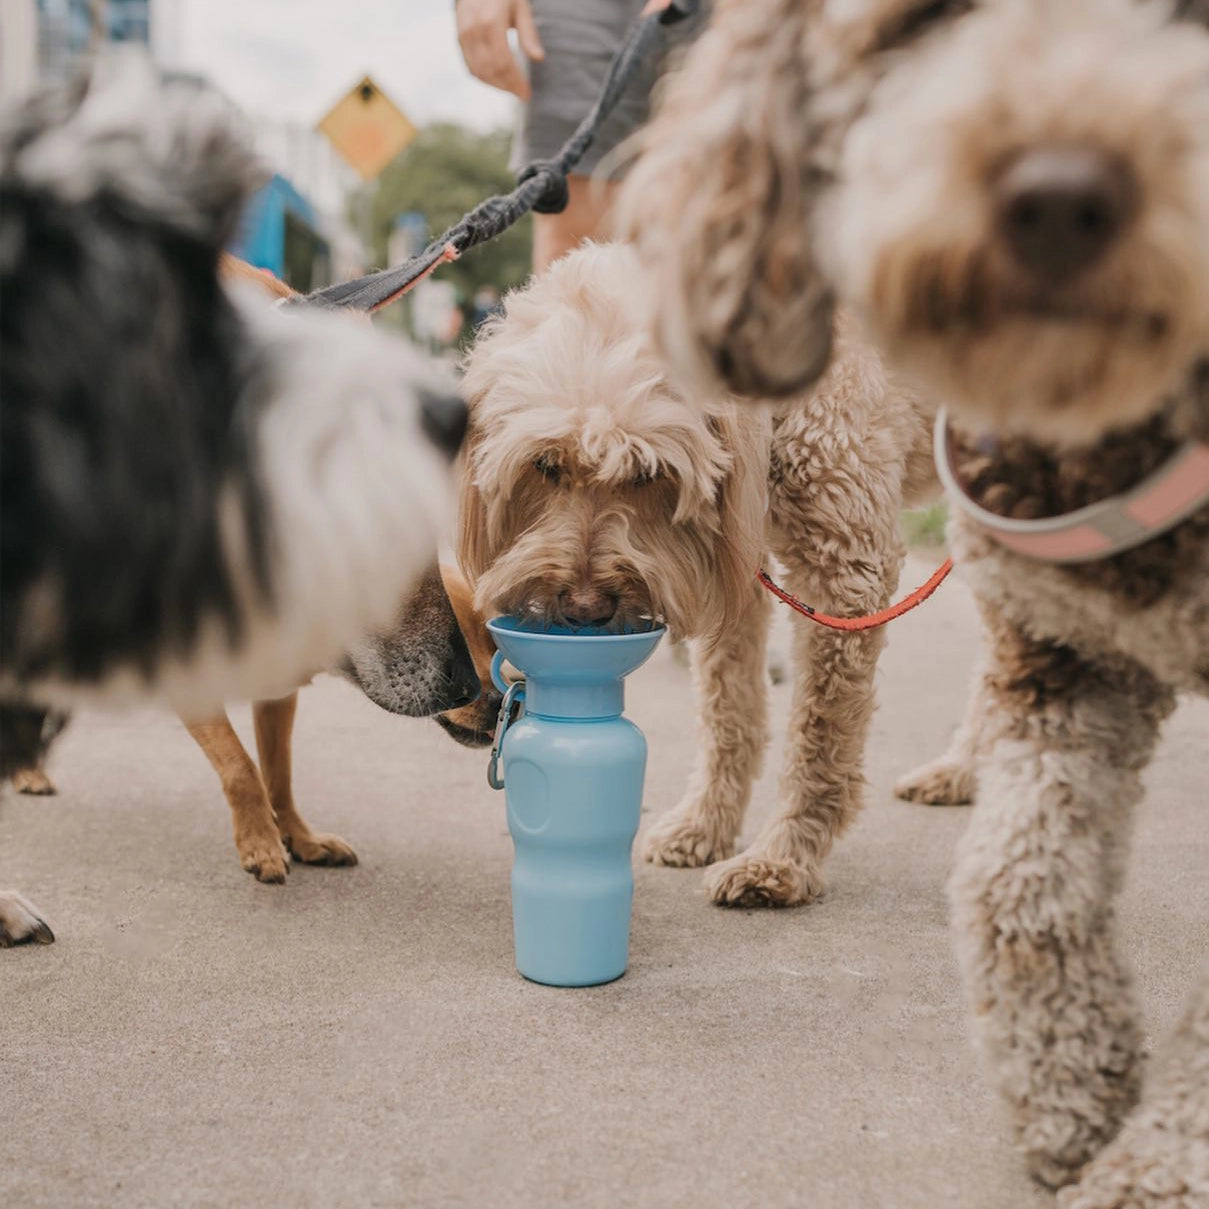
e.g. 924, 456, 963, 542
454, 0, 703, 271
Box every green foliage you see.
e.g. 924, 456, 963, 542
369, 123, 532, 320
902, 501, 949, 548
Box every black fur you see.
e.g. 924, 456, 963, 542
0, 64, 270, 689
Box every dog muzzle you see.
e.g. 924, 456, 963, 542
934, 409, 1209, 564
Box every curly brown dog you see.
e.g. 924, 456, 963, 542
621, 1, 1209, 1204
458, 240, 936, 909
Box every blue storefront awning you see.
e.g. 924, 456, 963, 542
231, 173, 327, 284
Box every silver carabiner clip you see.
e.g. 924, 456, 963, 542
487, 679, 526, 790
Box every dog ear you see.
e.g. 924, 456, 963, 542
455, 428, 496, 588
699, 406, 771, 638
618, 0, 834, 399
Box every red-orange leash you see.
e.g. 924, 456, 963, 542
757, 559, 954, 632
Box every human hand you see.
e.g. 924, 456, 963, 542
455, 0, 545, 101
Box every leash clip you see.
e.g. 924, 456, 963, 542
487, 679, 526, 791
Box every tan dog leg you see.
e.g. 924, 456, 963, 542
641, 577, 771, 868
253, 695, 356, 866
11, 765, 56, 795
894, 642, 989, 806
896, 599, 1005, 806
185, 714, 291, 883
705, 536, 902, 907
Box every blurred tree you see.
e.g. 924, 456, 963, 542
369, 123, 532, 334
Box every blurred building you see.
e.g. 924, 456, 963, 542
36, 0, 150, 82
0, 0, 362, 292
231, 173, 331, 294
2, 0, 165, 100
241, 119, 366, 287
0, 2, 39, 103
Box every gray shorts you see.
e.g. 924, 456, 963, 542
509, 1, 706, 181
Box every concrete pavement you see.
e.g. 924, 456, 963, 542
2, 555, 1206, 1209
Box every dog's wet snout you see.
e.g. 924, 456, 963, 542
559, 588, 618, 627
994, 146, 1136, 283
419, 388, 469, 459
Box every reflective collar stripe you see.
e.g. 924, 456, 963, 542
934, 409, 1209, 564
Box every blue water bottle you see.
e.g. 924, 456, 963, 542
486, 618, 664, 987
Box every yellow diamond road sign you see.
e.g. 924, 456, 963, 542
318, 77, 417, 181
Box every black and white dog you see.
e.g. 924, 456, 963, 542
1, 53, 470, 941
0, 50, 465, 719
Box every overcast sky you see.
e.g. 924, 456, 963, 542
164, 0, 518, 133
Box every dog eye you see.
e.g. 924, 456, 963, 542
533, 454, 563, 483
877, 0, 975, 49
631, 467, 658, 488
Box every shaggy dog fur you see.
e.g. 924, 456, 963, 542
459, 241, 935, 908
620, 0, 1209, 1203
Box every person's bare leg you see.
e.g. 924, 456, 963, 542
532, 175, 619, 272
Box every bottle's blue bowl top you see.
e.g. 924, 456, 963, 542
487, 617, 665, 686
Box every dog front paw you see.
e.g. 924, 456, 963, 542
286, 830, 358, 867
705, 853, 824, 908
642, 812, 734, 867
1015, 1071, 1141, 1191
11, 767, 57, 795
238, 834, 290, 883
894, 755, 975, 805
1055, 1119, 1208, 1209
0, 890, 55, 947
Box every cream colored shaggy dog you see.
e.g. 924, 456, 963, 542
619, 0, 1209, 1205
459, 240, 936, 908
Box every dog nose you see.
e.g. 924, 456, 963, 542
559, 589, 618, 627
994, 147, 1136, 283
418, 388, 468, 460
441, 651, 480, 709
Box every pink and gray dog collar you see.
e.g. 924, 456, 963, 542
935, 409, 1209, 564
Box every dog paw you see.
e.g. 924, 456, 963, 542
1057, 1169, 1196, 1209
705, 854, 823, 908
12, 767, 57, 795
1017, 1086, 1141, 1192
0, 890, 55, 947
238, 836, 290, 883
642, 813, 734, 867
287, 831, 358, 867
894, 756, 975, 805
1055, 1131, 1206, 1209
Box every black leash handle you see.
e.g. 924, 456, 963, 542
291, 0, 697, 315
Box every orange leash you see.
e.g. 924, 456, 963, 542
757, 559, 954, 632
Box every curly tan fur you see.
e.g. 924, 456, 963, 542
625, 0, 1209, 1200
459, 242, 935, 908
